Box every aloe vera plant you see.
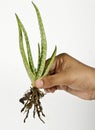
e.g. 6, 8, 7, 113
16, 2, 57, 123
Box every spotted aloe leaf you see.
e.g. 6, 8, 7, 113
43, 46, 57, 76
32, 2, 47, 79
37, 43, 41, 72
15, 14, 35, 83
16, 2, 57, 85
15, 14, 36, 75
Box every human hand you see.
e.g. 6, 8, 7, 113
35, 53, 95, 100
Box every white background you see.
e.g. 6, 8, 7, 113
0, 0, 95, 130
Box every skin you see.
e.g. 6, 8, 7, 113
35, 53, 95, 100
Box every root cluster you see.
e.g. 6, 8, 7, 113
19, 87, 45, 123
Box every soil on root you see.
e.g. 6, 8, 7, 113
19, 87, 45, 123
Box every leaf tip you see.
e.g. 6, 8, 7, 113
15, 13, 18, 20
32, 1, 35, 6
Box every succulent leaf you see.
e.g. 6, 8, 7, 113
15, 14, 35, 83
16, 14, 36, 75
37, 43, 41, 72
32, 2, 47, 79
43, 46, 57, 76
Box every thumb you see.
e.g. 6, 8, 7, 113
35, 72, 67, 89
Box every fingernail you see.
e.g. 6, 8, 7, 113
35, 79, 43, 88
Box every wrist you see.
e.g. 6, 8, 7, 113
87, 68, 95, 90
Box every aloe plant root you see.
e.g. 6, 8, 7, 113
19, 87, 45, 123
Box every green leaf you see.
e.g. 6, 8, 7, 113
15, 14, 35, 83
37, 43, 41, 72
32, 2, 47, 79
15, 14, 36, 75
43, 46, 57, 76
